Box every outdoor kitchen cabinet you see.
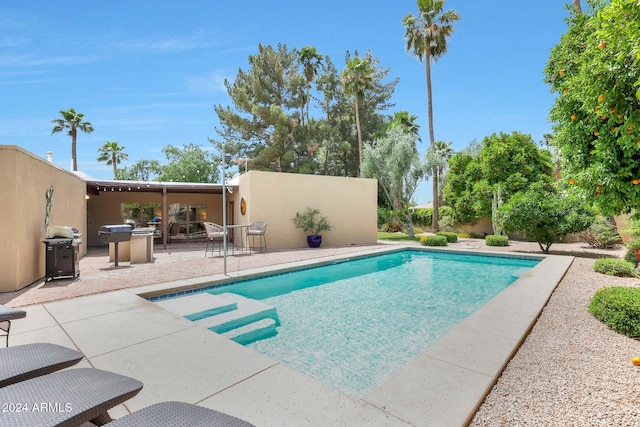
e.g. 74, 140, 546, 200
42, 239, 80, 281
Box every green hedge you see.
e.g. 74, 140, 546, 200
589, 286, 640, 337
411, 207, 453, 227
593, 258, 638, 277
436, 231, 458, 243
486, 235, 509, 246
420, 235, 448, 246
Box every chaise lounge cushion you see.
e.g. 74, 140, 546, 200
105, 401, 255, 427
0, 342, 84, 387
0, 368, 143, 426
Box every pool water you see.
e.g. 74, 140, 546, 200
205, 250, 539, 398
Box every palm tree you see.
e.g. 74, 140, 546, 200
389, 111, 421, 138
298, 46, 324, 125
97, 141, 128, 179
51, 108, 94, 171
429, 140, 454, 205
403, 0, 460, 231
341, 55, 375, 175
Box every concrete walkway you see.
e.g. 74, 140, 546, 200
2, 240, 579, 426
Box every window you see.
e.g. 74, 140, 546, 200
120, 203, 162, 228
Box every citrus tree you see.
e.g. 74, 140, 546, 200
443, 132, 553, 226
545, 0, 640, 215
498, 183, 595, 253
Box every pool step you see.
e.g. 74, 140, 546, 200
195, 293, 278, 334
155, 293, 238, 321
222, 318, 278, 345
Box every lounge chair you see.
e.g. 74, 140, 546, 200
0, 367, 143, 426
246, 221, 267, 253
105, 401, 256, 426
0, 342, 84, 387
204, 222, 225, 256
0, 304, 26, 347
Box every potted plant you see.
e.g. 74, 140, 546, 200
293, 208, 334, 248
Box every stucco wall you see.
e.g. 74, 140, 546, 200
237, 171, 377, 249
0, 146, 87, 292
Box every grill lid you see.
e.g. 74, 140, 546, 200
98, 224, 133, 243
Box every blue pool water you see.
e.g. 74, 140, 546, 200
200, 250, 539, 398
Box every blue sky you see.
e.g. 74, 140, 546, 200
1, 1, 572, 204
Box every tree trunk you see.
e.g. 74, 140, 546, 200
354, 91, 363, 177
71, 127, 77, 171
425, 49, 439, 232
112, 153, 118, 179
573, 0, 582, 13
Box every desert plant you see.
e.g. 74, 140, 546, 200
436, 231, 458, 243
589, 286, 640, 338
593, 258, 638, 278
579, 217, 621, 249
420, 235, 448, 246
486, 235, 509, 247
293, 208, 334, 235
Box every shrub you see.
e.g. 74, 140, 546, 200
420, 235, 448, 246
589, 286, 640, 338
624, 237, 640, 267
436, 231, 458, 243
377, 208, 393, 228
438, 213, 456, 232
579, 217, 622, 249
486, 234, 509, 246
593, 258, 638, 278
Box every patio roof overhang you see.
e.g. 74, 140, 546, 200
86, 179, 238, 196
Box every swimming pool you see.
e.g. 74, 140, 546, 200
156, 249, 539, 398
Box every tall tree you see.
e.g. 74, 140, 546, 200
215, 43, 304, 173
443, 132, 553, 226
388, 111, 421, 138
297, 46, 324, 125
341, 54, 376, 175
51, 108, 94, 171
362, 127, 429, 238
159, 144, 219, 183
403, 0, 460, 231
117, 160, 162, 181
97, 141, 128, 179
426, 140, 454, 205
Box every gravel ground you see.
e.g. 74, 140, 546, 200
468, 249, 640, 426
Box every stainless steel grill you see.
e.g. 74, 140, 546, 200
98, 225, 133, 266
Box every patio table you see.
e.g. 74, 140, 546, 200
0, 367, 143, 426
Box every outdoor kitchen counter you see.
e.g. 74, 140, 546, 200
108, 229, 154, 264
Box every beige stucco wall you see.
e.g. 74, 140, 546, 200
0, 146, 87, 292
236, 171, 377, 249
87, 191, 223, 247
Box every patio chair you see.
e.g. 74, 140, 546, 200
0, 367, 143, 426
168, 222, 181, 243
246, 221, 267, 253
105, 401, 256, 426
204, 222, 225, 256
0, 304, 26, 347
0, 342, 84, 387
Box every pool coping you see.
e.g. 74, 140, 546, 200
131, 245, 572, 426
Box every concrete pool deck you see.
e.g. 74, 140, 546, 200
4, 242, 573, 426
